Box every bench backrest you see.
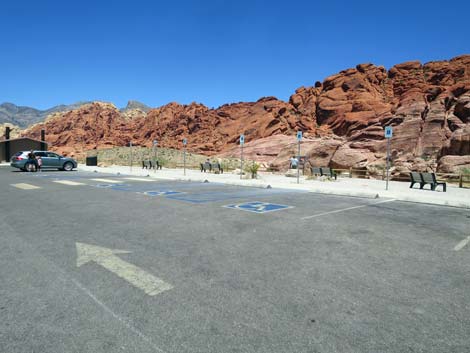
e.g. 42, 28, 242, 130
421, 172, 436, 183
321, 167, 332, 176
410, 172, 422, 182
311, 167, 321, 175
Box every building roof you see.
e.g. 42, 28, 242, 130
0, 137, 47, 144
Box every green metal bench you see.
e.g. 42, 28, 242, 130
410, 172, 446, 192
420, 172, 446, 192
320, 167, 337, 180
409, 172, 423, 189
310, 167, 337, 180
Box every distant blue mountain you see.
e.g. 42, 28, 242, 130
0, 100, 151, 128
0, 101, 91, 128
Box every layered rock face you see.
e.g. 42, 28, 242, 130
22, 55, 470, 174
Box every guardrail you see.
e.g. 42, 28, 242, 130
329, 168, 470, 188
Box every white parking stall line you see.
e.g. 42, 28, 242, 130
53, 180, 86, 186
454, 236, 470, 251
90, 178, 123, 183
11, 183, 41, 190
301, 199, 396, 220
124, 177, 153, 182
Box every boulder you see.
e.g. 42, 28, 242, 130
438, 155, 470, 173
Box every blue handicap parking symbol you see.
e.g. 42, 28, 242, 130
93, 183, 132, 190
141, 190, 185, 196
224, 201, 293, 214
94, 184, 116, 188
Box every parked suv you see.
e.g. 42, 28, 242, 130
10, 151, 78, 172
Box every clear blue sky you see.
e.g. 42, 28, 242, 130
1, 0, 468, 110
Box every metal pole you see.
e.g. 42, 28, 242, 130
297, 140, 300, 184
153, 144, 156, 172
386, 138, 390, 190
240, 144, 244, 180
153, 140, 157, 172
130, 141, 133, 172
183, 147, 186, 176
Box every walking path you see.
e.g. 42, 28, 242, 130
76, 164, 470, 209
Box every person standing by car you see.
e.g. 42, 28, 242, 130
37, 155, 43, 172
27, 150, 38, 172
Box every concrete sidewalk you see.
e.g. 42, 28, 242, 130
76, 164, 470, 209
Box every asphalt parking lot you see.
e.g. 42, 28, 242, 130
1, 166, 469, 353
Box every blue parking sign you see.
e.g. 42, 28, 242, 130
224, 201, 293, 214
183, 138, 187, 145
297, 131, 302, 141
384, 126, 393, 138
240, 134, 245, 145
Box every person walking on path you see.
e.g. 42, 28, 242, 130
289, 155, 298, 169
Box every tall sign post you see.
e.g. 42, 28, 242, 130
384, 126, 393, 190
296, 131, 302, 184
129, 141, 133, 172
182, 138, 187, 176
153, 139, 158, 172
240, 134, 245, 180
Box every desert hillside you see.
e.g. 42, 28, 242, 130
21, 55, 470, 174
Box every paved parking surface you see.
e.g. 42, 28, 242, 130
1, 167, 469, 352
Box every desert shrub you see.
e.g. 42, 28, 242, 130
245, 162, 260, 179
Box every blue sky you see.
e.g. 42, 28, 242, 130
1, 0, 468, 110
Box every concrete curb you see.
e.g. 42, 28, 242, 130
77, 165, 470, 209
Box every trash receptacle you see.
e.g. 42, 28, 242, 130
86, 156, 98, 166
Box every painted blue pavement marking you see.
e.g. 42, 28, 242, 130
166, 188, 304, 204
93, 183, 134, 191
140, 190, 186, 196
223, 201, 293, 213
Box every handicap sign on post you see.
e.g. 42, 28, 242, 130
224, 201, 293, 214
182, 138, 187, 145
384, 126, 393, 139
240, 134, 245, 145
297, 131, 302, 141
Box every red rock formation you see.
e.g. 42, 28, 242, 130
21, 55, 470, 174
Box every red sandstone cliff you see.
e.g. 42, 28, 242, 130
22, 55, 470, 174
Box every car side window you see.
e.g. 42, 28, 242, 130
46, 152, 59, 158
35, 152, 47, 157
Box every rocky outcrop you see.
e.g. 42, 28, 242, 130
19, 55, 470, 174
438, 155, 470, 173
0, 123, 21, 139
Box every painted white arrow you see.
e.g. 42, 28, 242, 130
76, 242, 173, 296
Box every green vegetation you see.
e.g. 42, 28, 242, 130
84, 146, 241, 171
245, 162, 260, 179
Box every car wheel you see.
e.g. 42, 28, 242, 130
63, 162, 74, 171
24, 163, 36, 172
